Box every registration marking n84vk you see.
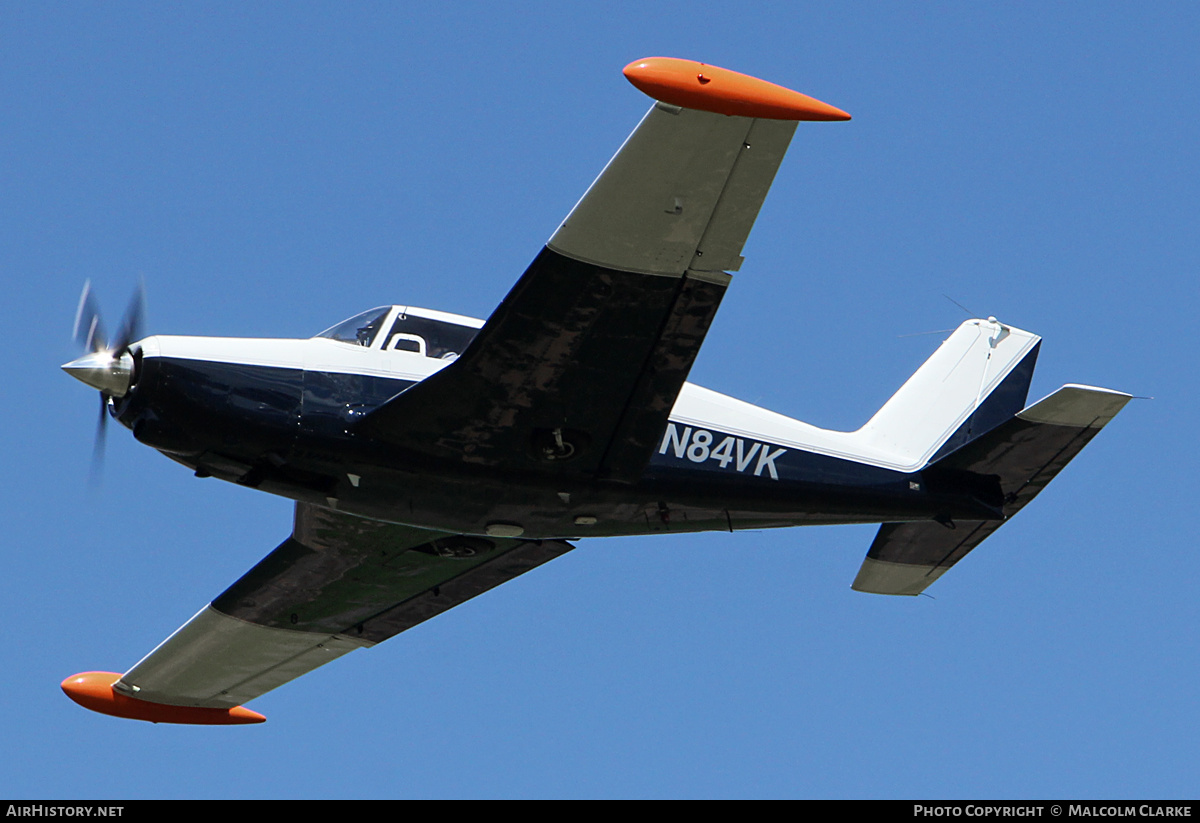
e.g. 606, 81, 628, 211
658, 423, 787, 480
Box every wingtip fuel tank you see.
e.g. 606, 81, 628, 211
622, 57, 851, 121
61, 671, 266, 725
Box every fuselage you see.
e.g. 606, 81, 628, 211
110, 305, 1002, 539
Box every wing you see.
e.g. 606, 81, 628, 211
363, 99, 809, 483
62, 503, 573, 723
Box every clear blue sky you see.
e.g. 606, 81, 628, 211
4, 2, 1196, 798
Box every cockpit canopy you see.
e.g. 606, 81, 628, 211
316, 305, 484, 360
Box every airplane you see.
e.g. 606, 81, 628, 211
59, 57, 1130, 725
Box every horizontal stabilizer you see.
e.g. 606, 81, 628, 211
852, 385, 1130, 595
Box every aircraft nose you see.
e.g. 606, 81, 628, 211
62, 350, 135, 397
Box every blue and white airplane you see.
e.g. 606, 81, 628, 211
60, 58, 1129, 724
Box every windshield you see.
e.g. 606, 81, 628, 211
315, 307, 391, 347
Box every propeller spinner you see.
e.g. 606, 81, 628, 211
62, 280, 146, 474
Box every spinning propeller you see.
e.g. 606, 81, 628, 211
63, 280, 146, 476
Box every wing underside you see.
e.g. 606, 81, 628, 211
67, 504, 572, 721
364, 105, 800, 482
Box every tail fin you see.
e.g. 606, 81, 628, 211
851, 384, 1131, 596
849, 318, 1041, 470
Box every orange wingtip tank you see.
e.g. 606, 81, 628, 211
61, 672, 266, 725
623, 57, 850, 122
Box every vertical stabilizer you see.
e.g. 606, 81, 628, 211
853, 318, 1040, 469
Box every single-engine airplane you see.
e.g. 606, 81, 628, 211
61, 58, 1129, 724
